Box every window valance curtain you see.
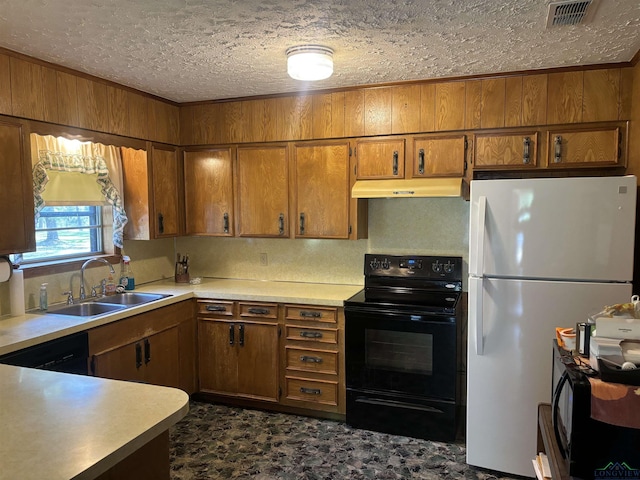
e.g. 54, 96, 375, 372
30, 134, 128, 248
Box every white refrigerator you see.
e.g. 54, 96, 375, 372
467, 175, 637, 477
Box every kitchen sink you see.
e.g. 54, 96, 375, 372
49, 302, 128, 317
93, 292, 171, 306
45, 292, 172, 317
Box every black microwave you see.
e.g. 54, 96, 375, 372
551, 341, 640, 479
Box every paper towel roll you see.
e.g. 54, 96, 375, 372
0, 257, 11, 283
10, 268, 25, 316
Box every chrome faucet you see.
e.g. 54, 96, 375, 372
80, 257, 115, 300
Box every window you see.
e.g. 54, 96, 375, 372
14, 206, 104, 264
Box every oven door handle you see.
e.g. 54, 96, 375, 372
354, 396, 444, 414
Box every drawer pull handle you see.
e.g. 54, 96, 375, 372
144, 338, 151, 364
238, 323, 245, 346
300, 310, 321, 318
523, 137, 531, 164
206, 305, 227, 312
223, 212, 229, 233
300, 387, 321, 395
554, 135, 563, 163
229, 323, 235, 346
300, 355, 323, 363
248, 307, 270, 315
135, 342, 142, 368
392, 151, 399, 175
300, 331, 323, 339
418, 148, 425, 174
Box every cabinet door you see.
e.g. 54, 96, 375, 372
198, 319, 238, 395
355, 137, 405, 179
184, 148, 234, 236
411, 134, 467, 177
91, 341, 145, 383
293, 141, 350, 239
237, 322, 279, 402
474, 132, 539, 170
142, 327, 180, 388
236, 145, 289, 237
0, 118, 35, 254
150, 144, 182, 237
546, 127, 622, 168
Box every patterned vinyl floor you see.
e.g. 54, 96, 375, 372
169, 401, 522, 480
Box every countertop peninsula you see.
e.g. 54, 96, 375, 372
0, 363, 189, 480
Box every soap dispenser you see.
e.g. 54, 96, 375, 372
39, 283, 48, 311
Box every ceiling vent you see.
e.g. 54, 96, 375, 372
546, 0, 600, 27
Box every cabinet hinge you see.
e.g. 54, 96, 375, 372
464, 137, 468, 151
464, 159, 468, 172
278, 326, 282, 338
278, 386, 282, 399
349, 225, 352, 235
349, 146, 352, 157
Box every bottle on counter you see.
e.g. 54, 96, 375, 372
105, 274, 116, 295
119, 255, 135, 291
39, 283, 48, 311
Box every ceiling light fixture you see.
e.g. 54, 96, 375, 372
286, 45, 334, 81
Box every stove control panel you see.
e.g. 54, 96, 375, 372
365, 254, 462, 281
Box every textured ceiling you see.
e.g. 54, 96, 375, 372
0, 0, 639, 103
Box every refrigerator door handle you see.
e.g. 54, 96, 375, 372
470, 277, 484, 355
472, 195, 487, 275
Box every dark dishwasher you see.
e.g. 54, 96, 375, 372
0, 332, 89, 375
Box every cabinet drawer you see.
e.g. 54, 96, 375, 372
285, 347, 338, 375
197, 300, 235, 318
285, 325, 338, 344
239, 302, 278, 321
285, 305, 337, 324
285, 376, 338, 406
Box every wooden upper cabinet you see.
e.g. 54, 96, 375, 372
547, 71, 583, 124
236, 144, 289, 237
474, 131, 539, 170
355, 137, 406, 179
107, 85, 129, 136
365, 87, 392, 136
391, 85, 421, 134
10, 57, 48, 122
184, 147, 234, 236
481, 78, 506, 129
522, 74, 548, 126
0, 118, 35, 254
76, 77, 108, 132
242, 98, 277, 143
344, 90, 365, 137
0, 54, 11, 115
150, 144, 183, 238
293, 140, 351, 239
583, 69, 620, 123
121, 144, 183, 240
410, 134, 467, 177
435, 81, 465, 131
546, 126, 622, 168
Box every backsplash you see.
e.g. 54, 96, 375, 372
0, 197, 469, 314
177, 197, 470, 285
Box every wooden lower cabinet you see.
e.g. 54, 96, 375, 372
197, 299, 345, 416
88, 300, 196, 394
198, 300, 279, 402
281, 304, 344, 415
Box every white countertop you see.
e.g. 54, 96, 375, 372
0, 278, 362, 355
0, 363, 189, 480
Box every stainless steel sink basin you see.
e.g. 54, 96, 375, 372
93, 292, 171, 306
45, 293, 172, 317
49, 302, 128, 317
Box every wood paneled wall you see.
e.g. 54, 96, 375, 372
180, 67, 634, 146
0, 51, 179, 145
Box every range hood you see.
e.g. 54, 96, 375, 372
351, 178, 463, 198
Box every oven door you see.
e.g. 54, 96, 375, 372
345, 305, 456, 400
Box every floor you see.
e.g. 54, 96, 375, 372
169, 401, 523, 480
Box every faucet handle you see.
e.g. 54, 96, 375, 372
91, 284, 102, 297
62, 291, 74, 305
